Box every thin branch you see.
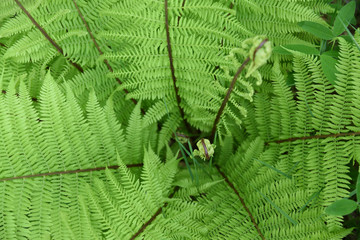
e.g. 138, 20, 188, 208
164, 0, 191, 131
210, 39, 268, 141
215, 164, 265, 240
71, 0, 142, 112
0, 163, 143, 182
130, 186, 180, 240
266, 131, 360, 145
14, 0, 84, 73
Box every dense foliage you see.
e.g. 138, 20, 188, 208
0, 0, 359, 239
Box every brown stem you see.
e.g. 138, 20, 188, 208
71, 0, 142, 112
0, 163, 143, 182
71, 0, 103, 55
215, 164, 265, 240
176, 0, 186, 26
266, 131, 360, 145
130, 186, 179, 240
210, 57, 249, 140
14, 0, 84, 73
164, 0, 191, 132
210, 39, 268, 141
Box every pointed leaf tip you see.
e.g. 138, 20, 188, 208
333, 1, 356, 36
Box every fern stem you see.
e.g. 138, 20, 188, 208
210, 39, 268, 141
72, 0, 142, 111
0, 163, 143, 182
176, 0, 186, 26
215, 164, 266, 240
210, 57, 249, 140
164, 0, 191, 131
130, 186, 180, 240
13, 0, 84, 73
266, 131, 360, 145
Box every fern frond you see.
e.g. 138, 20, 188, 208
0, 73, 158, 239
71, 152, 210, 239
202, 138, 353, 239
0, 0, 332, 132
0, 1, 358, 239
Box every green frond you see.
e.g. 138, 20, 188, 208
0, 73, 162, 239
157, 112, 181, 153
0, 1, 358, 239
69, 152, 209, 239
143, 97, 176, 127
202, 138, 353, 239
0, 0, 332, 131
125, 102, 146, 164
326, 38, 354, 134
254, 93, 272, 141
270, 61, 297, 139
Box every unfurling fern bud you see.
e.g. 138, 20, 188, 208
193, 138, 216, 161
244, 36, 272, 80
224, 36, 272, 86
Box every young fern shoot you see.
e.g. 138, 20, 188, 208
210, 37, 272, 141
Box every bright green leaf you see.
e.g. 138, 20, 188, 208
333, 1, 356, 36
325, 199, 358, 216
299, 21, 334, 40
273, 46, 293, 55
273, 45, 319, 55
320, 55, 338, 85
321, 50, 339, 58
319, 40, 327, 54
285, 45, 319, 55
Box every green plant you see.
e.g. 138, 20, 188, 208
0, 0, 359, 239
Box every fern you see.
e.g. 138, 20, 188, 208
0, 0, 359, 239
0, 0, 330, 133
